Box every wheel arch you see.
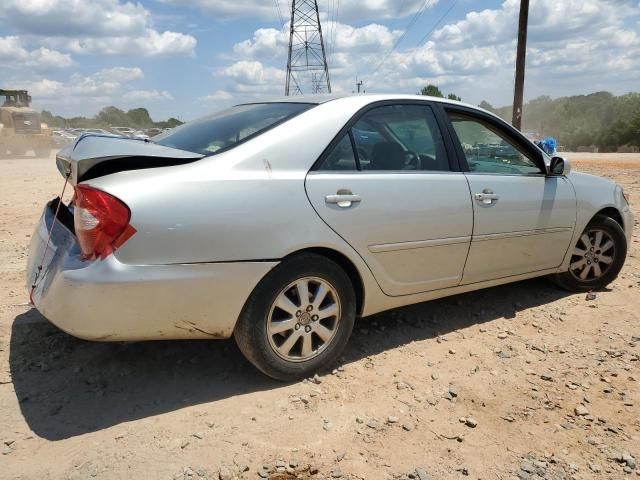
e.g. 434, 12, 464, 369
283, 247, 365, 316
593, 207, 624, 230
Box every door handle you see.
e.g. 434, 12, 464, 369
474, 190, 499, 205
325, 190, 361, 208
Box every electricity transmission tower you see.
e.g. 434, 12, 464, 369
285, 0, 331, 96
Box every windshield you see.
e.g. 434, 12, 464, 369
154, 102, 315, 156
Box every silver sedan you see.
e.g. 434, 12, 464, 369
26, 94, 634, 380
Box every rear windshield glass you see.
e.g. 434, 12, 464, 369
154, 103, 314, 156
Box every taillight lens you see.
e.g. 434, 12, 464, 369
73, 185, 136, 260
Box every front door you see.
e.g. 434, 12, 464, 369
306, 103, 473, 296
444, 109, 576, 284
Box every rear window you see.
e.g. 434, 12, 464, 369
154, 103, 314, 156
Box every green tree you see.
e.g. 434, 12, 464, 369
628, 111, 640, 146
158, 117, 183, 129
420, 85, 444, 98
96, 106, 130, 127
126, 107, 153, 128
447, 93, 461, 101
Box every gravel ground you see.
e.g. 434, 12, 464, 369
0, 152, 638, 480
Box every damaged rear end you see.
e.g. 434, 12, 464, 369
25, 134, 224, 340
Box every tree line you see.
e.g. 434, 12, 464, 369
420, 86, 640, 151
41, 106, 183, 130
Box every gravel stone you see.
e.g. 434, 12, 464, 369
575, 404, 589, 416
218, 466, 232, 480
415, 467, 432, 480
465, 418, 478, 428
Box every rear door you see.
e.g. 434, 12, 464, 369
443, 107, 576, 284
305, 102, 473, 296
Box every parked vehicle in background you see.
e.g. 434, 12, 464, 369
144, 127, 164, 137
111, 127, 137, 137
82, 128, 116, 136
0, 89, 54, 157
51, 130, 77, 146
27, 94, 634, 380
131, 130, 150, 140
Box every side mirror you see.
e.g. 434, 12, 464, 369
549, 156, 570, 176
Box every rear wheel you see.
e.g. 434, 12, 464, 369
553, 215, 627, 292
234, 253, 356, 381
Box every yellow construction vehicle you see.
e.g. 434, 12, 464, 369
0, 89, 53, 157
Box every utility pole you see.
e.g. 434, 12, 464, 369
511, 0, 529, 130
285, 0, 331, 96
355, 78, 364, 93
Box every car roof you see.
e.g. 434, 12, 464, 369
237, 93, 489, 115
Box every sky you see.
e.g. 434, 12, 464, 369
1, 0, 639, 121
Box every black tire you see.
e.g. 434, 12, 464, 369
234, 253, 356, 381
553, 215, 627, 292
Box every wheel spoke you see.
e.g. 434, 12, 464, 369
580, 234, 592, 249
278, 330, 302, 356
314, 324, 333, 342
270, 319, 296, 335
296, 281, 310, 307
318, 303, 339, 320
594, 231, 603, 249
312, 283, 329, 310
573, 247, 587, 256
600, 240, 614, 253
275, 295, 299, 316
592, 262, 602, 278
579, 263, 592, 280
570, 258, 586, 271
599, 254, 613, 265
301, 334, 313, 357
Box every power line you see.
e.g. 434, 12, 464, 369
326, 0, 335, 64
327, 0, 339, 66
415, 0, 459, 46
370, 0, 435, 78
333, 0, 340, 63
273, 0, 286, 28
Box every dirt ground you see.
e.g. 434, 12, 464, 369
0, 152, 638, 480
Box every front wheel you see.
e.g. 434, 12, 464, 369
553, 215, 627, 292
234, 253, 356, 381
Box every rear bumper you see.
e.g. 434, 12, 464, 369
26, 200, 277, 341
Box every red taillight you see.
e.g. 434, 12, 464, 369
73, 185, 136, 260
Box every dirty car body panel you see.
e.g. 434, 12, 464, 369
26, 94, 634, 343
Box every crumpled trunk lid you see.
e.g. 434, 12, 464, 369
56, 133, 204, 185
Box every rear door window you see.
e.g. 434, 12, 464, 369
351, 104, 450, 171
317, 134, 358, 171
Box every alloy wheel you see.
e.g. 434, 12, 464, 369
267, 276, 341, 362
569, 229, 615, 281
